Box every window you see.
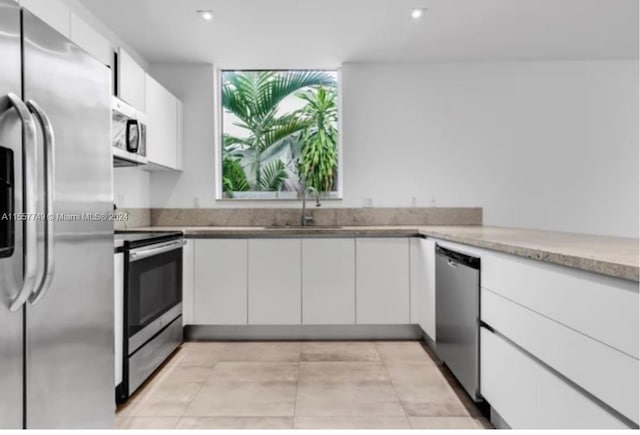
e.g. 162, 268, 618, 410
218, 69, 340, 199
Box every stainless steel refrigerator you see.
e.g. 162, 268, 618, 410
0, 0, 114, 429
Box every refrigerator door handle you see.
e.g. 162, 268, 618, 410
6, 93, 39, 312
26, 100, 55, 305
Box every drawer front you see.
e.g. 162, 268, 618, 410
482, 289, 639, 423
480, 327, 630, 429
482, 251, 639, 358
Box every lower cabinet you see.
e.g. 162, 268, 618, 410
356, 238, 410, 324
190, 237, 414, 327
114, 252, 124, 388
248, 239, 301, 325
182, 239, 195, 325
481, 327, 629, 429
302, 238, 356, 325
194, 239, 247, 325
410, 237, 436, 339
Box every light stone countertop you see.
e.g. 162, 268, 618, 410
118, 225, 639, 282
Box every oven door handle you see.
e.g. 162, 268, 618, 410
129, 239, 186, 262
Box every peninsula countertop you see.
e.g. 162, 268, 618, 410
117, 225, 639, 282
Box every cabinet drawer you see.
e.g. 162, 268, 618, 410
482, 289, 639, 423
482, 252, 639, 358
480, 327, 629, 429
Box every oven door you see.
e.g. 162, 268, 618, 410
127, 239, 185, 354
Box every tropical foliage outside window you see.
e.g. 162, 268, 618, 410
220, 70, 339, 199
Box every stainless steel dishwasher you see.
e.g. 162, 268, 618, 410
435, 244, 481, 401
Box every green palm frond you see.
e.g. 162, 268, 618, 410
259, 160, 288, 191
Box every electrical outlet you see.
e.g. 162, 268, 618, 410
411, 196, 417, 207
364, 197, 373, 207
193, 196, 200, 208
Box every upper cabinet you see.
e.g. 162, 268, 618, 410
21, 0, 70, 38
145, 73, 183, 171
69, 13, 112, 67
118, 48, 145, 111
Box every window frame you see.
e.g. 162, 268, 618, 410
214, 68, 343, 201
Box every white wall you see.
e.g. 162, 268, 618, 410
149, 61, 638, 238
113, 167, 150, 208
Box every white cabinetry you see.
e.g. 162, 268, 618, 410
176, 99, 184, 170
302, 238, 355, 325
182, 239, 194, 325
21, 0, 70, 38
114, 252, 124, 387
410, 237, 435, 339
118, 48, 145, 111
145, 74, 182, 170
194, 239, 247, 325
429, 237, 639, 429
481, 327, 628, 429
356, 238, 410, 324
248, 239, 301, 325
69, 13, 112, 66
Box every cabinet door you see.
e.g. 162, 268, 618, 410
410, 237, 436, 338
21, 0, 70, 38
145, 74, 178, 169
194, 239, 247, 325
118, 48, 145, 111
356, 238, 410, 324
175, 99, 184, 171
302, 238, 355, 325
248, 239, 301, 325
181, 239, 194, 325
69, 13, 112, 66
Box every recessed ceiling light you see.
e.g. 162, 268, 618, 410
197, 10, 214, 21
411, 8, 426, 19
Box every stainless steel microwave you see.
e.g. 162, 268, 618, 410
112, 97, 147, 167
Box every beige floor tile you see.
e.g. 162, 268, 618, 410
301, 341, 380, 362
179, 342, 226, 367
294, 416, 411, 429
295, 381, 405, 417
205, 361, 299, 384
219, 341, 301, 362
298, 361, 389, 384
176, 416, 293, 429
115, 416, 180, 429
376, 341, 435, 364
385, 363, 451, 388
185, 381, 297, 417
409, 416, 483, 429
385, 363, 469, 417
132, 382, 202, 417
162, 364, 213, 383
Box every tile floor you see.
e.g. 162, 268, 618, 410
116, 341, 491, 430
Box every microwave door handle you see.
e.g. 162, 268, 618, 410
6, 94, 39, 312
26, 100, 55, 305
129, 239, 186, 262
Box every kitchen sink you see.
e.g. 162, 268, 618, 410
262, 225, 344, 230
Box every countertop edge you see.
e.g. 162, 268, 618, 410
117, 226, 639, 282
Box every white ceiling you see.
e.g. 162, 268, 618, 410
79, 0, 638, 67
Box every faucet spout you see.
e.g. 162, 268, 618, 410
301, 185, 321, 226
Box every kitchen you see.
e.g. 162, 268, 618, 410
0, 0, 638, 431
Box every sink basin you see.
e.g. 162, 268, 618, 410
262, 225, 344, 230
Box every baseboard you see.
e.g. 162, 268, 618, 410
184, 324, 423, 341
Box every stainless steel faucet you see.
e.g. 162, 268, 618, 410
301, 186, 321, 226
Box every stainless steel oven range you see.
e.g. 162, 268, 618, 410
115, 231, 185, 403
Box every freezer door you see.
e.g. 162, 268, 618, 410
0, 0, 25, 429
22, 9, 114, 429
